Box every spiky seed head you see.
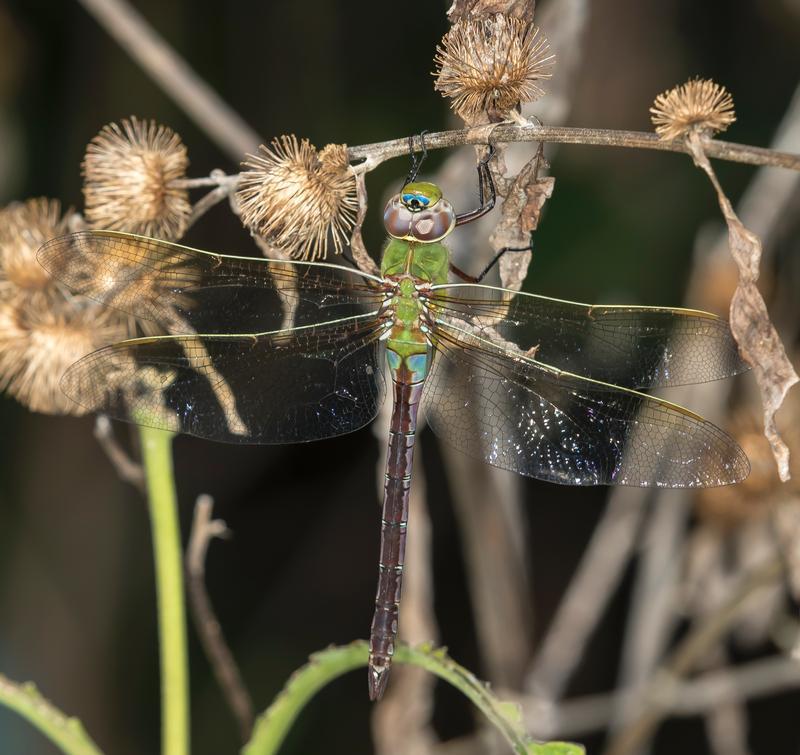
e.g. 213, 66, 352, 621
650, 78, 736, 141
0, 296, 125, 415
237, 136, 357, 260
434, 14, 555, 123
82, 116, 191, 240
0, 198, 75, 299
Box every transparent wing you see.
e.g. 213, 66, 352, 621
63, 313, 386, 443
423, 318, 749, 487
38, 230, 385, 333
428, 283, 746, 389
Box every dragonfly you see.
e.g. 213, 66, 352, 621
38, 146, 750, 700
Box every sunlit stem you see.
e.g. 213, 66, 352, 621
242, 642, 584, 755
139, 425, 189, 755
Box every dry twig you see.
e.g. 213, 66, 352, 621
603, 557, 783, 755
76, 0, 261, 160
347, 123, 800, 173
525, 80, 800, 735
186, 494, 254, 743
527, 653, 800, 739
93, 415, 144, 492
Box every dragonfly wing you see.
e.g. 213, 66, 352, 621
429, 284, 746, 389
63, 313, 386, 443
423, 318, 749, 487
38, 230, 386, 332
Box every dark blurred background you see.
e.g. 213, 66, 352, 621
0, 1, 799, 753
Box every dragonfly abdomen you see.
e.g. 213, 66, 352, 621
368, 352, 428, 700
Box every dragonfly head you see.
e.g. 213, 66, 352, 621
384, 181, 456, 243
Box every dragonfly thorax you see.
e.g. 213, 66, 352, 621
384, 181, 456, 243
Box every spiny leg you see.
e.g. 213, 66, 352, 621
449, 232, 535, 284
403, 130, 429, 188
453, 143, 497, 228
450, 141, 544, 283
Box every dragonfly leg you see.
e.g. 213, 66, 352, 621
403, 130, 430, 187
368, 376, 423, 700
449, 232, 534, 283
454, 144, 497, 227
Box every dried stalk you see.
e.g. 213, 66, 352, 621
93, 414, 144, 492
167, 122, 800, 244
347, 123, 800, 172
699, 647, 751, 755
526, 653, 800, 739
608, 493, 690, 740
603, 557, 783, 755
186, 495, 254, 743
185, 172, 240, 227
524, 488, 648, 706
439, 442, 534, 690
76, 0, 261, 160
525, 78, 800, 727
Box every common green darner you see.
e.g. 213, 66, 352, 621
38, 149, 749, 700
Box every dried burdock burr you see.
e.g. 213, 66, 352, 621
237, 135, 357, 261
83, 116, 192, 240
650, 78, 736, 141
434, 13, 554, 123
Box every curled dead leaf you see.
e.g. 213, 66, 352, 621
488, 153, 554, 291
686, 130, 799, 481
447, 0, 535, 23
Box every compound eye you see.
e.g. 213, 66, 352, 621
402, 192, 430, 211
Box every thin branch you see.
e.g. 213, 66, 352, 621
186, 494, 254, 743
171, 176, 234, 190
76, 0, 261, 161
609, 494, 690, 737
526, 76, 800, 720
524, 489, 648, 703
185, 173, 240, 227
526, 654, 800, 739
347, 122, 800, 172
93, 415, 144, 492
169, 120, 800, 213
439, 441, 534, 690
603, 557, 783, 755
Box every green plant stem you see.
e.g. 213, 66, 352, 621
0, 674, 104, 755
139, 425, 189, 755
242, 642, 583, 755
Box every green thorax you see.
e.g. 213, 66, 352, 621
380, 238, 449, 384
380, 238, 449, 284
